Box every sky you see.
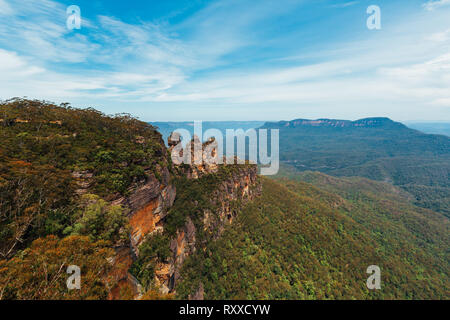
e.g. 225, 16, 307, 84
0, 0, 449, 121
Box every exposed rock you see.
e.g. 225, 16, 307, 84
202, 166, 260, 239
158, 164, 261, 294
128, 173, 161, 212
71, 171, 94, 195
166, 217, 197, 290
107, 132, 261, 299
105, 162, 176, 299
116, 167, 177, 251
168, 132, 181, 147
135, 136, 145, 144
181, 137, 221, 179
108, 247, 143, 300
129, 197, 160, 251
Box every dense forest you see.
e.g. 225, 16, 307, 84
176, 176, 449, 299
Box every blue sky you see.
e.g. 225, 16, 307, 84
0, 0, 449, 121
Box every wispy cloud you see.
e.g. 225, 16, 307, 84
330, 1, 359, 8
423, 0, 450, 11
0, 0, 449, 121
428, 29, 450, 42
0, 0, 307, 103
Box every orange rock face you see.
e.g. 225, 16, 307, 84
129, 198, 160, 248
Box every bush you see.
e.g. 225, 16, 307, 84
64, 194, 130, 244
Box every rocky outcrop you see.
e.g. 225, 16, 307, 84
71, 158, 177, 299
168, 131, 181, 147
127, 170, 176, 252
110, 133, 261, 299
108, 247, 142, 300
71, 171, 94, 195
157, 159, 261, 296
108, 165, 176, 248
202, 166, 260, 238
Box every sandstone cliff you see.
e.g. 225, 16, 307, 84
106, 132, 261, 299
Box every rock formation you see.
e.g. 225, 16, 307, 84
106, 132, 261, 299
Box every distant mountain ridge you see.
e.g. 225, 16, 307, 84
264, 117, 406, 129
263, 117, 450, 216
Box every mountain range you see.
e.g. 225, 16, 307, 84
263, 117, 450, 217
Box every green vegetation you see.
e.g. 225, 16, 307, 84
130, 233, 171, 291
176, 177, 449, 299
0, 235, 116, 300
164, 174, 222, 237
1, 101, 448, 300
0, 98, 165, 259
262, 118, 450, 217
130, 164, 253, 289
0, 99, 167, 299
64, 194, 130, 243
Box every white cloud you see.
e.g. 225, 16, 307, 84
423, 0, 450, 11
0, 0, 308, 104
0, 0, 97, 63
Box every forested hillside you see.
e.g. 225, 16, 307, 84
0, 99, 171, 299
262, 118, 450, 217
176, 176, 449, 299
0, 98, 167, 257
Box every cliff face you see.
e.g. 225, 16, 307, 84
108, 165, 176, 299
109, 133, 261, 299
160, 165, 261, 295
126, 168, 176, 252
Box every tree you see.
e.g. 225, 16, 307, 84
64, 194, 130, 244
0, 235, 117, 300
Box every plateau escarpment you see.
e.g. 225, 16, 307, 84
0, 99, 172, 299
